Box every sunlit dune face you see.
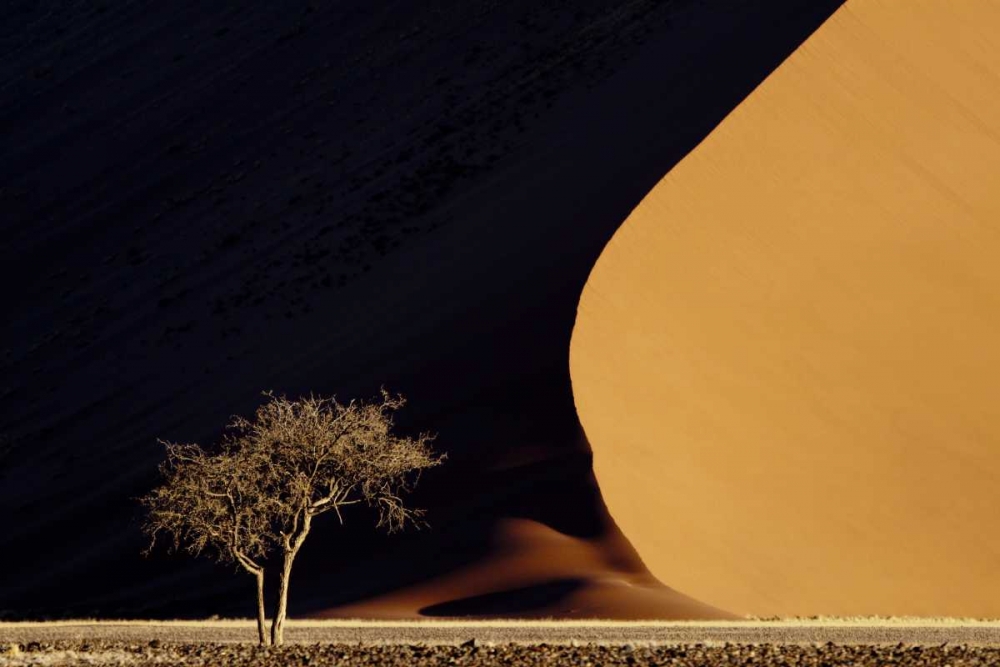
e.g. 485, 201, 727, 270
571, 0, 1000, 617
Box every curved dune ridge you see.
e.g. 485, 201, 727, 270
0, 1, 842, 617
571, 0, 1000, 618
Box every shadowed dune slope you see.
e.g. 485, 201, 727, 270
0, 1, 839, 618
572, 0, 1000, 618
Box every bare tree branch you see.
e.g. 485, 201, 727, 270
139, 389, 444, 647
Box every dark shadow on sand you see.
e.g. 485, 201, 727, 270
420, 579, 586, 617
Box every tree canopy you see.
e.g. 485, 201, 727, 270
141, 389, 443, 645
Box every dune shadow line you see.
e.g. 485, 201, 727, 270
419, 578, 586, 617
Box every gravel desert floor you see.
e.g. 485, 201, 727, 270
3, 621, 1000, 666
5, 620, 1000, 646
2, 640, 1000, 667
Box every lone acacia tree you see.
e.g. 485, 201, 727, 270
141, 390, 443, 646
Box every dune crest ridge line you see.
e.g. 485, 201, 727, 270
571, 0, 1000, 619
0, 1, 840, 618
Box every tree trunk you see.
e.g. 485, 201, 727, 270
254, 569, 269, 646
271, 515, 312, 646
234, 553, 270, 647
271, 550, 295, 646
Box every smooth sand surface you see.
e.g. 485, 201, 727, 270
572, 0, 1000, 618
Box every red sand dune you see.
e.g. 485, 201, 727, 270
573, 0, 1000, 618
323, 520, 721, 620
0, 2, 838, 618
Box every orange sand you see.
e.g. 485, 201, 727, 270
315, 519, 726, 620
571, 0, 1000, 617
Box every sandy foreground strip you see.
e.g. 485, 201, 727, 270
3, 620, 1000, 646
3, 643, 1000, 667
